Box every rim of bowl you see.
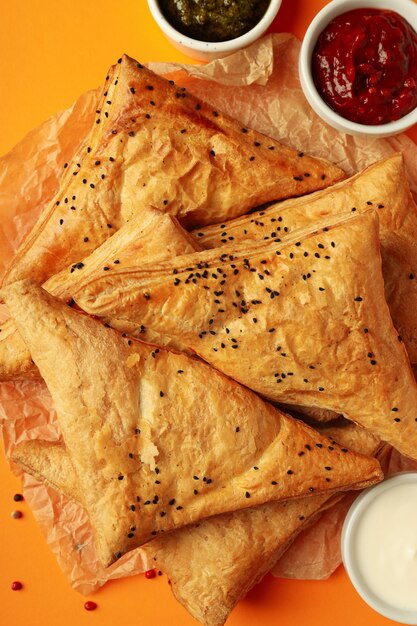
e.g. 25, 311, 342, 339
341, 472, 417, 624
147, 0, 282, 52
299, 0, 417, 135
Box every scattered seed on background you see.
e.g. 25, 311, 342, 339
84, 601, 98, 611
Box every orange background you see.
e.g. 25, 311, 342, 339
0, 1, 414, 625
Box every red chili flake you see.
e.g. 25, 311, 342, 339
13, 494, 24, 502
11, 581, 23, 591
11, 510, 23, 519
84, 601, 97, 611
145, 569, 156, 579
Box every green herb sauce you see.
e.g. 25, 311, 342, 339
159, 0, 271, 43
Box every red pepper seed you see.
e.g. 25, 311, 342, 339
145, 569, 156, 579
11, 581, 23, 591
84, 601, 97, 611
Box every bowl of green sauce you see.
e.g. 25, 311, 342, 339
147, 0, 282, 61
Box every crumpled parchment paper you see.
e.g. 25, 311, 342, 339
1, 33, 417, 594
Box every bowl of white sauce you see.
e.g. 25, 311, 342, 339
342, 472, 417, 624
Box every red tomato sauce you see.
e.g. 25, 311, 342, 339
312, 9, 417, 125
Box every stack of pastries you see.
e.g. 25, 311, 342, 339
2, 55, 417, 625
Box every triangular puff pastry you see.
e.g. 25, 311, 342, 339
194, 154, 417, 363
12, 423, 380, 626
72, 211, 417, 460
2, 280, 381, 568
2, 55, 344, 287
0, 207, 199, 380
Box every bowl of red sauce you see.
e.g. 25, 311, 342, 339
299, 0, 417, 137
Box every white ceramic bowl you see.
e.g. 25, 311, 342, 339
147, 0, 282, 62
342, 472, 417, 624
299, 0, 417, 137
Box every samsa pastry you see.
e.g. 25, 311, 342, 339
3, 280, 381, 567
2, 55, 344, 288
72, 211, 417, 460
13, 421, 379, 626
195, 154, 417, 363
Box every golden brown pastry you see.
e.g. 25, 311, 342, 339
194, 154, 417, 363
0, 207, 199, 380
2, 55, 344, 288
3, 280, 381, 568
145, 422, 380, 626
12, 423, 379, 626
72, 211, 417, 460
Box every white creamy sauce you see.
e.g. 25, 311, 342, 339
353, 482, 417, 611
